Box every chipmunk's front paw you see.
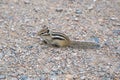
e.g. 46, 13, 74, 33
40, 40, 48, 45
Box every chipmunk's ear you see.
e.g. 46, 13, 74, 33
42, 25, 48, 30
42, 25, 50, 33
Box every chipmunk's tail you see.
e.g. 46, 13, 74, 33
70, 41, 100, 49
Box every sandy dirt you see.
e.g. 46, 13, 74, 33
0, 0, 120, 80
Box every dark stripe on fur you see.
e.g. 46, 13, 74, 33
52, 37, 65, 40
52, 33, 66, 39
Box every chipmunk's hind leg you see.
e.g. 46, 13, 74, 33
51, 44, 60, 48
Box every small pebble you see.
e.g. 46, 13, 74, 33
113, 30, 120, 36
90, 36, 100, 43
0, 53, 3, 59
27, 45, 33, 49
11, 27, 15, 31
74, 17, 79, 21
0, 75, 6, 79
55, 8, 63, 12
75, 9, 82, 14
80, 76, 86, 79
24, 0, 30, 4
110, 17, 118, 21
33, 7, 40, 12
39, 75, 46, 80
19, 75, 28, 80
50, 75, 57, 80
88, 5, 94, 10
93, 0, 97, 1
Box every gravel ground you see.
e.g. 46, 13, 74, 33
0, 0, 120, 80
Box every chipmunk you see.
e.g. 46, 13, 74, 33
38, 26, 100, 49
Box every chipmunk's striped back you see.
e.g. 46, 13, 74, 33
51, 32, 70, 41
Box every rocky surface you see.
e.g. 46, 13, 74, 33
0, 0, 120, 80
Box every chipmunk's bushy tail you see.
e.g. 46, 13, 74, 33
70, 41, 100, 49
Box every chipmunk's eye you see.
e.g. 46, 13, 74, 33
47, 30, 50, 33
41, 32, 44, 34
